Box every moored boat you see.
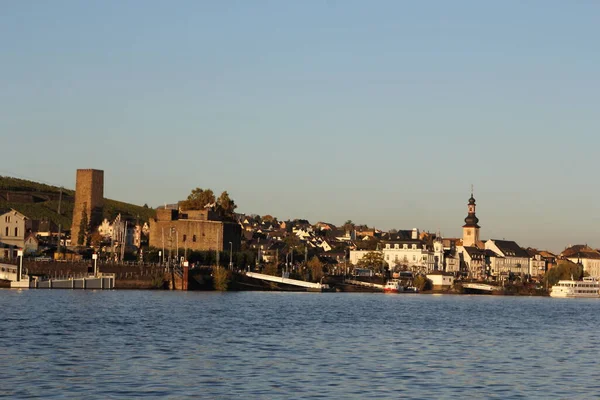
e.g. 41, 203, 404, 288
550, 277, 600, 298
383, 279, 403, 293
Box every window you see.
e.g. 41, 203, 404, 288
412, 244, 416, 250
394, 244, 399, 249
4, 227, 7, 236
182, 234, 187, 242
14, 227, 18, 237
386, 244, 390, 249
192, 235, 197, 242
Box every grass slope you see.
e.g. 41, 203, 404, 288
0, 176, 155, 228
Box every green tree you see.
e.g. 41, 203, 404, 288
545, 260, 584, 287
213, 266, 230, 291
357, 251, 386, 272
307, 256, 324, 282
284, 234, 301, 249
413, 275, 433, 291
263, 261, 278, 277
180, 188, 215, 210
216, 191, 237, 219
343, 220, 355, 234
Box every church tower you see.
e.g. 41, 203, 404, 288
462, 191, 480, 247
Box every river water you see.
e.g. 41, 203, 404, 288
1, 290, 599, 399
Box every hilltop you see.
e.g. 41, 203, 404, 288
0, 176, 155, 229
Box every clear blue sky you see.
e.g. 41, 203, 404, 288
1, 1, 598, 252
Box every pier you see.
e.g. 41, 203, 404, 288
246, 272, 331, 291
462, 283, 501, 294
0, 262, 115, 290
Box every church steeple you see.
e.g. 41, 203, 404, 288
462, 188, 481, 247
463, 192, 480, 228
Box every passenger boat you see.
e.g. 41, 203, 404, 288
383, 279, 403, 293
550, 277, 600, 298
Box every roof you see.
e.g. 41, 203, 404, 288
462, 246, 485, 257
0, 209, 29, 220
489, 239, 530, 258
561, 245, 600, 260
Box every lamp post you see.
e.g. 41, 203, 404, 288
229, 241, 233, 270
17, 249, 23, 282
92, 253, 98, 277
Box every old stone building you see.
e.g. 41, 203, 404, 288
70, 169, 104, 245
149, 208, 241, 254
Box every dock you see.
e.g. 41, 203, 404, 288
245, 272, 330, 291
1, 262, 114, 289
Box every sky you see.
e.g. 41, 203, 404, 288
1, 1, 599, 252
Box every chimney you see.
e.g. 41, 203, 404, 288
412, 228, 418, 240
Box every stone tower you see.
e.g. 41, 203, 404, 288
71, 169, 104, 245
462, 191, 480, 247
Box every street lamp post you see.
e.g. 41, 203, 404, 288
92, 253, 98, 277
229, 241, 233, 270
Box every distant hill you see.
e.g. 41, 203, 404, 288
0, 176, 155, 230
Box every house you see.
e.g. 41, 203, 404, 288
427, 271, 455, 289
0, 209, 31, 251
485, 239, 531, 279
23, 233, 39, 255
457, 246, 488, 279
526, 248, 547, 278
560, 245, 600, 279
380, 229, 441, 273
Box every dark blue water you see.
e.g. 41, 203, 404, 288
1, 290, 599, 399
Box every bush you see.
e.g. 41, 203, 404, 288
213, 267, 230, 291
413, 275, 433, 291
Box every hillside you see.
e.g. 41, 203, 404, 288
0, 176, 155, 229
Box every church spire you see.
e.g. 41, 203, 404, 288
463, 190, 480, 228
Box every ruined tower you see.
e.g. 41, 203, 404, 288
71, 169, 104, 246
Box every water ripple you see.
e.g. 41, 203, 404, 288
1, 291, 600, 398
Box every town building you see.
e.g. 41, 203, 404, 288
560, 245, 600, 279
485, 239, 530, 278
427, 271, 455, 289
149, 208, 241, 257
0, 209, 32, 258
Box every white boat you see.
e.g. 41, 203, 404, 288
383, 279, 403, 293
550, 277, 600, 298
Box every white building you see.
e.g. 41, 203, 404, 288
427, 271, 455, 289
0, 209, 31, 257
381, 229, 439, 273
485, 239, 530, 278
560, 245, 600, 279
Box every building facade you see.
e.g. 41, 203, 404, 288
0, 209, 31, 251
149, 208, 241, 257
485, 239, 530, 278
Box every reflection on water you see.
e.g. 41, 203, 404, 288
1, 290, 599, 399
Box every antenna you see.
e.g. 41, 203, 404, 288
471, 184, 474, 196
